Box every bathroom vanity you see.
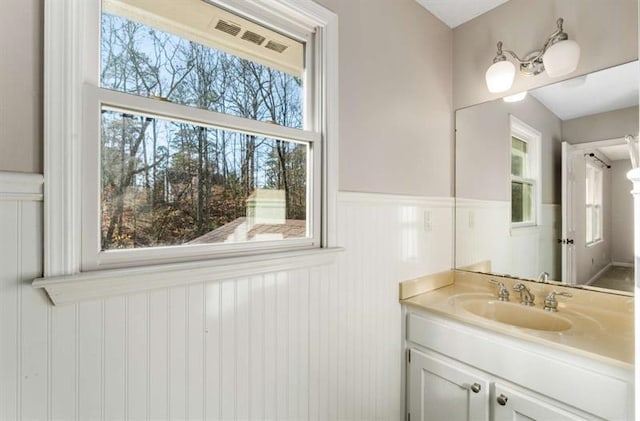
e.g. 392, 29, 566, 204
440, 53, 638, 420
400, 271, 633, 421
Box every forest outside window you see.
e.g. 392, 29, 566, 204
82, 0, 322, 270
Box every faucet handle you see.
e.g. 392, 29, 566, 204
512, 283, 535, 306
544, 290, 572, 312
488, 279, 510, 301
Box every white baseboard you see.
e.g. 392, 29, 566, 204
612, 261, 634, 268
584, 262, 612, 286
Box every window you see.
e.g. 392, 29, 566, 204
81, 0, 324, 269
43, 0, 338, 286
510, 116, 541, 228
585, 161, 603, 245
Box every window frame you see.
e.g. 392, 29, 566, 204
509, 115, 541, 229
42, 0, 338, 289
84, 91, 320, 271
585, 160, 604, 246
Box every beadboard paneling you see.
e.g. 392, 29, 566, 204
0, 183, 453, 420
456, 198, 561, 279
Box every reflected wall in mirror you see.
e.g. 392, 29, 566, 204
455, 60, 639, 294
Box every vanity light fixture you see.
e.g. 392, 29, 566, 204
485, 18, 580, 93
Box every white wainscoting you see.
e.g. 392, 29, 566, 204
0, 177, 453, 421
456, 198, 560, 280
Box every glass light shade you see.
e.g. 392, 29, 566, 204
485, 60, 516, 93
543, 40, 580, 77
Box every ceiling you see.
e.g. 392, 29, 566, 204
415, 0, 510, 28
530, 61, 640, 121
598, 144, 630, 162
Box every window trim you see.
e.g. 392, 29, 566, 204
40, 0, 339, 301
509, 115, 541, 229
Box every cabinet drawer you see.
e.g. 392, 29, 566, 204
406, 311, 631, 420
493, 383, 590, 421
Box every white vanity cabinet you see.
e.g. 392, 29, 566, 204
407, 348, 490, 421
404, 308, 634, 421
407, 348, 589, 421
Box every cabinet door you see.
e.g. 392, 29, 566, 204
493, 383, 588, 421
407, 348, 490, 421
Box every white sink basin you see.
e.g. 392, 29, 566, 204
461, 299, 572, 332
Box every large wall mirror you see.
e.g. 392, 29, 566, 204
455, 60, 639, 295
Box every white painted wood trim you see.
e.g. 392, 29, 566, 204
583, 262, 612, 286
93, 86, 320, 144
45, 0, 340, 276
320, 8, 339, 248
44, 0, 85, 277
455, 197, 509, 209
569, 137, 630, 151
0, 172, 44, 201
33, 247, 343, 305
339, 191, 454, 208
611, 261, 634, 268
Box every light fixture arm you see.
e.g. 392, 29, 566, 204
492, 18, 570, 76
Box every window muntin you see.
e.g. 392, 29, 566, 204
585, 161, 603, 245
81, 0, 321, 270
100, 108, 308, 251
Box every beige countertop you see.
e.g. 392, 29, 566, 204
401, 270, 634, 369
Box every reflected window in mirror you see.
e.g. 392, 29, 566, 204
585, 162, 603, 245
510, 116, 541, 228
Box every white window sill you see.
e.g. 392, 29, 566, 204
510, 223, 539, 235
33, 247, 343, 305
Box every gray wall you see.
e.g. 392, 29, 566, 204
563, 106, 640, 145
456, 95, 562, 203
0, 0, 42, 173
3, 0, 455, 198
3, 0, 637, 197
611, 159, 634, 264
452, 0, 639, 110
317, 0, 453, 197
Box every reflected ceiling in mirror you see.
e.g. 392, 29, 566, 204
455, 61, 639, 295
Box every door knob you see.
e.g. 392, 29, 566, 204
470, 383, 481, 393
497, 394, 508, 406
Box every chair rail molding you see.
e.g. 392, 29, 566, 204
0, 172, 44, 201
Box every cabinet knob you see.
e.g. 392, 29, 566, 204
497, 394, 508, 406
470, 383, 481, 393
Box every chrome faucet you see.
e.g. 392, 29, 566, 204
537, 271, 550, 282
488, 279, 510, 302
543, 291, 572, 312
512, 283, 535, 306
